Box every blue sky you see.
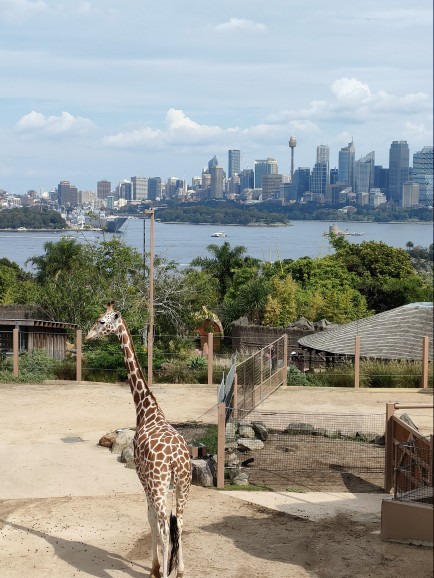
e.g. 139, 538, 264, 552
1, 0, 432, 194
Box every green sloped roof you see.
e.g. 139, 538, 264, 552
298, 302, 433, 360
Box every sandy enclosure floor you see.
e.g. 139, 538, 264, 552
0, 381, 432, 577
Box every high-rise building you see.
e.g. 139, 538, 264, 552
131, 176, 148, 201
97, 180, 111, 200
148, 177, 162, 200
58, 180, 79, 207
262, 174, 283, 198
209, 165, 225, 198
316, 144, 329, 164
338, 140, 356, 189
290, 167, 310, 201
388, 140, 409, 205
354, 152, 375, 193
254, 158, 278, 189
330, 168, 339, 185
117, 180, 133, 201
239, 169, 254, 192
228, 149, 241, 178
412, 146, 433, 206
310, 162, 328, 195
402, 182, 419, 208
208, 155, 219, 172
374, 165, 389, 192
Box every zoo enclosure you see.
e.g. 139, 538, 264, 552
385, 402, 433, 500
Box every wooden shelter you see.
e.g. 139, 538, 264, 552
0, 305, 77, 360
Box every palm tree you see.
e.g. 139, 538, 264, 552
191, 241, 250, 300
26, 238, 85, 282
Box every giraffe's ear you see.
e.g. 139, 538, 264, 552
114, 312, 119, 320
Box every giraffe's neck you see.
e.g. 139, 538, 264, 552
117, 323, 165, 428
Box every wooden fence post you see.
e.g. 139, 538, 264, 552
354, 335, 360, 388
233, 373, 238, 414
207, 332, 213, 387
384, 402, 396, 493
422, 335, 429, 389
13, 327, 19, 378
217, 402, 226, 489
76, 329, 82, 382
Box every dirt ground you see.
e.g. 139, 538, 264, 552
0, 381, 432, 578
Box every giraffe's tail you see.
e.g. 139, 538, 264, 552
168, 513, 179, 575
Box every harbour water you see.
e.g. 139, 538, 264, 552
0, 219, 432, 270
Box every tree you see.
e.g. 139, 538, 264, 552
191, 241, 253, 300
263, 274, 298, 326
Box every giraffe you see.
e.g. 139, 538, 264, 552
86, 303, 191, 578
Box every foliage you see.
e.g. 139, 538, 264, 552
287, 365, 310, 386
196, 424, 219, 455
191, 241, 253, 300
263, 274, 298, 326
0, 206, 66, 230
0, 349, 58, 383
156, 201, 289, 226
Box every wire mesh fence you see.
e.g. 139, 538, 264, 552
394, 440, 433, 504
224, 407, 386, 490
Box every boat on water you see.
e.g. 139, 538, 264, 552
211, 231, 228, 238
101, 216, 128, 233
327, 224, 364, 237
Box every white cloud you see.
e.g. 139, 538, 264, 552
0, 0, 47, 22
103, 108, 228, 149
15, 111, 94, 136
215, 18, 266, 32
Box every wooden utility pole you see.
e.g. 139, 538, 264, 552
144, 209, 155, 387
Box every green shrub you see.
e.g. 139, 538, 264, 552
287, 365, 310, 386
0, 349, 57, 383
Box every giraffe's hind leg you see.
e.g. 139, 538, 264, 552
147, 505, 161, 578
174, 474, 191, 577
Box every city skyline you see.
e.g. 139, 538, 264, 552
0, 0, 432, 194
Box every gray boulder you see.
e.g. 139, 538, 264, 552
112, 429, 135, 454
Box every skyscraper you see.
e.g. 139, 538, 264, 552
338, 140, 355, 189
354, 152, 375, 193
290, 167, 310, 201
97, 180, 111, 200
254, 158, 278, 189
131, 176, 148, 201
209, 165, 225, 198
239, 169, 254, 192
228, 149, 241, 178
412, 146, 433, 206
388, 140, 409, 205
148, 177, 162, 200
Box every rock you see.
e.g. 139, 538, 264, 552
191, 458, 214, 487
232, 472, 249, 485
237, 438, 264, 451
225, 451, 240, 467
226, 422, 237, 441
285, 422, 314, 435
99, 432, 117, 448
112, 429, 135, 454
121, 443, 134, 464
252, 421, 268, 441
238, 424, 255, 439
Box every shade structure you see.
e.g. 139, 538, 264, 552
298, 302, 433, 361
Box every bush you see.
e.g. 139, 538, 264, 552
0, 349, 58, 383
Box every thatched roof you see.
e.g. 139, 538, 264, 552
298, 302, 433, 361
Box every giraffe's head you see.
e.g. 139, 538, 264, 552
86, 302, 123, 341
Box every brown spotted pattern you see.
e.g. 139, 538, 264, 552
86, 303, 191, 578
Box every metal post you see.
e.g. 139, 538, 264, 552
233, 373, 238, 414
217, 402, 226, 489
283, 333, 288, 378
384, 402, 396, 493
144, 209, 155, 387
207, 332, 213, 386
422, 336, 429, 389
75, 329, 82, 382
13, 327, 19, 378
354, 335, 360, 388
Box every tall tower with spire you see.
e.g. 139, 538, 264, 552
289, 136, 297, 181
